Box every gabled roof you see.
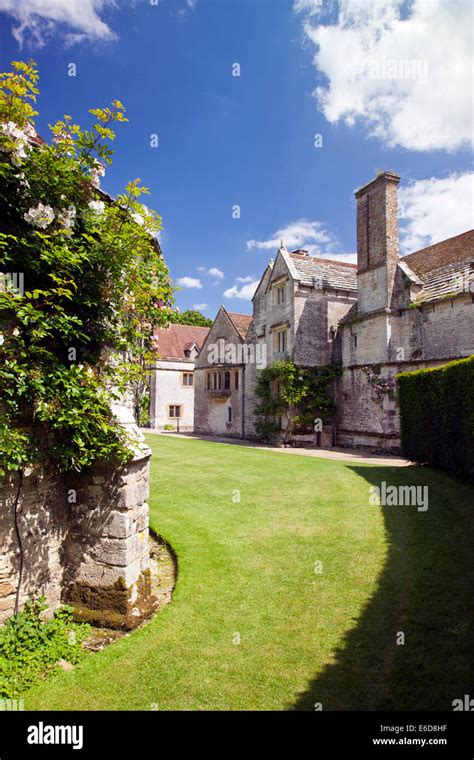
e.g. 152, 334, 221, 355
153, 324, 210, 361
226, 311, 253, 339
289, 252, 358, 292
402, 230, 473, 303
251, 260, 274, 302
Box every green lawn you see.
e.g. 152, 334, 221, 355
25, 436, 474, 710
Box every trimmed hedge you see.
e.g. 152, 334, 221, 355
397, 355, 474, 479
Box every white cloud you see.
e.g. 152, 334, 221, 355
207, 267, 224, 279
399, 172, 474, 253
192, 303, 208, 311
247, 218, 341, 255
197, 266, 224, 279
223, 280, 260, 301
177, 276, 202, 289
295, 0, 473, 151
293, 0, 324, 15
0, 0, 118, 47
236, 275, 255, 283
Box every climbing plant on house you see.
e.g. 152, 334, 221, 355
0, 60, 174, 475
253, 359, 341, 443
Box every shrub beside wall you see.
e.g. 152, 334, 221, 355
397, 355, 474, 479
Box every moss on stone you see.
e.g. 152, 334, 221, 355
68, 569, 157, 630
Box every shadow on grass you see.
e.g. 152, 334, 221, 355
292, 465, 474, 711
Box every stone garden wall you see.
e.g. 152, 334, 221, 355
0, 418, 155, 629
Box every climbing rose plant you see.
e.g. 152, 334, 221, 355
254, 359, 341, 443
362, 364, 397, 402
0, 60, 174, 475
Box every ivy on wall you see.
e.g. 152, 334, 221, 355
0, 60, 174, 474
253, 359, 341, 443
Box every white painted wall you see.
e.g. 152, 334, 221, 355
149, 360, 196, 430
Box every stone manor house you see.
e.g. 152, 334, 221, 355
194, 171, 474, 452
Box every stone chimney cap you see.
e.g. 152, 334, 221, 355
354, 170, 401, 198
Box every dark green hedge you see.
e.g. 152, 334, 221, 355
397, 355, 474, 479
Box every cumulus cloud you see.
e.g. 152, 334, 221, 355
177, 276, 202, 289
247, 219, 337, 253
223, 280, 260, 301
399, 172, 474, 253
247, 218, 342, 255
295, 0, 473, 151
0, 0, 118, 47
236, 275, 255, 283
207, 267, 224, 279
192, 303, 208, 311
197, 266, 224, 279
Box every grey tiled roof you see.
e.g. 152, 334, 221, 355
403, 230, 473, 304
289, 254, 358, 292
412, 259, 472, 303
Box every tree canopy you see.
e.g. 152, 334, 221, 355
170, 309, 212, 328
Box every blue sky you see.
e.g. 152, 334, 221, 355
0, 0, 472, 317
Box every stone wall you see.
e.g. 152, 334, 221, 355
336, 294, 474, 451
0, 469, 68, 623
294, 287, 355, 366
0, 428, 155, 629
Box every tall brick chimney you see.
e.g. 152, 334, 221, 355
355, 171, 400, 314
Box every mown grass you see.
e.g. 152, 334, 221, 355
25, 435, 474, 710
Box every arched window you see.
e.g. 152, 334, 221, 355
224, 371, 231, 390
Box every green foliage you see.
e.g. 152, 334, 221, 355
138, 386, 150, 427
170, 309, 212, 327
397, 355, 474, 478
254, 359, 341, 443
163, 423, 175, 431
0, 597, 90, 698
0, 60, 175, 474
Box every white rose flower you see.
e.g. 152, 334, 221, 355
1, 122, 32, 165
89, 161, 105, 188
1, 121, 21, 139
90, 171, 100, 188
88, 199, 105, 215
92, 159, 105, 176
24, 122, 37, 138
59, 204, 76, 229
24, 202, 55, 228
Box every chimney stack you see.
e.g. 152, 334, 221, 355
354, 171, 400, 313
